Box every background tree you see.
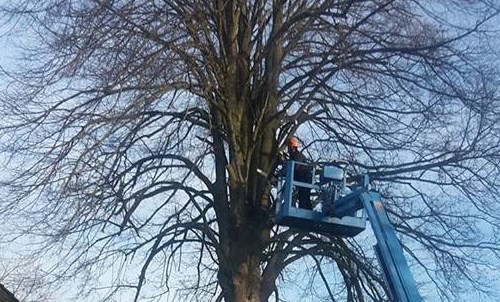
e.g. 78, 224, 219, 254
0, 252, 54, 302
1, 0, 500, 301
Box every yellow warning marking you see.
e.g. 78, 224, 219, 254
374, 201, 383, 209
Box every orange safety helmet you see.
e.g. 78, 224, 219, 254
289, 137, 300, 149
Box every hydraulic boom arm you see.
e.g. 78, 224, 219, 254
359, 192, 422, 302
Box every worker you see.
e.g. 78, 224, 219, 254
288, 137, 312, 209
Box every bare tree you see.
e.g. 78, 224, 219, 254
0, 254, 54, 302
1, 1, 500, 301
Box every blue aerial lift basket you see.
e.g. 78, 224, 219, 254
275, 160, 366, 237
274, 160, 422, 302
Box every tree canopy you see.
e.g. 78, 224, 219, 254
1, 1, 500, 301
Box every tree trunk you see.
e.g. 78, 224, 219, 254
219, 199, 271, 302
227, 241, 262, 302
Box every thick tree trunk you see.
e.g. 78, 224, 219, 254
227, 242, 262, 302
219, 199, 272, 302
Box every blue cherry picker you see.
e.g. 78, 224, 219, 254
273, 160, 422, 302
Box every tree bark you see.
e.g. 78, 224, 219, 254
218, 198, 272, 302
